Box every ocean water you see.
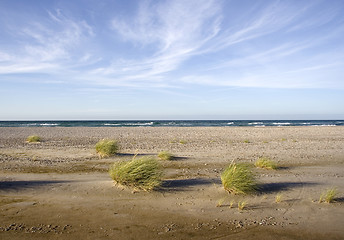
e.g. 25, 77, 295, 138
0, 120, 343, 127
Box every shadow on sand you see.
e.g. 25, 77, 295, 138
161, 178, 220, 191
0, 180, 71, 191
332, 197, 344, 203
258, 181, 319, 194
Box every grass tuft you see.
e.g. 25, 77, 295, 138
95, 139, 119, 158
109, 157, 163, 191
216, 198, 225, 207
157, 151, 174, 161
275, 193, 283, 203
238, 201, 247, 211
229, 200, 235, 209
319, 187, 338, 203
221, 162, 257, 195
27, 135, 41, 143
255, 157, 278, 170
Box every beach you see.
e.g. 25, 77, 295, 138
0, 126, 343, 239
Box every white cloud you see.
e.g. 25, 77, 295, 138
101, 0, 221, 81
100, 0, 342, 89
0, 10, 94, 74
1, 0, 343, 90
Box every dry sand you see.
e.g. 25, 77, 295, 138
0, 126, 343, 239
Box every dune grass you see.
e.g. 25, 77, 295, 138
238, 201, 247, 211
319, 187, 338, 203
216, 198, 225, 207
221, 162, 257, 195
27, 135, 41, 143
275, 193, 283, 203
95, 139, 119, 158
255, 157, 278, 170
158, 151, 174, 161
109, 157, 163, 191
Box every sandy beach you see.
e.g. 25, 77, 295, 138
0, 126, 343, 239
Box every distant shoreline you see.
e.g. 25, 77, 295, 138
1, 119, 343, 127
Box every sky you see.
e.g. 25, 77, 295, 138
0, 0, 344, 120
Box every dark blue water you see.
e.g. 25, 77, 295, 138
0, 120, 343, 127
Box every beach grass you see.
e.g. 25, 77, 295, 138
275, 193, 283, 203
109, 157, 163, 191
255, 157, 278, 170
158, 151, 174, 161
216, 198, 225, 207
221, 162, 257, 195
319, 187, 338, 203
95, 139, 119, 158
26, 135, 41, 143
238, 200, 247, 211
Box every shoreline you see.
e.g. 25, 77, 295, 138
1, 119, 343, 128
1, 126, 343, 239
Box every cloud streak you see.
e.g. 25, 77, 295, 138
0, 10, 94, 74
0, 0, 343, 90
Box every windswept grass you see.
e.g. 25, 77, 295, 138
319, 187, 338, 203
95, 139, 119, 158
238, 201, 247, 211
158, 151, 174, 161
216, 198, 225, 207
109, 157, 163, 191
27, 135, 41, 143
221, 162, 257, 195
275, 193, 283, 203
255, 157, 278, 170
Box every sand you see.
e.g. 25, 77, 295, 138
0, 126, 343, 239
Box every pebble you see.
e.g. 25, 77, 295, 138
0, 223, 72, 234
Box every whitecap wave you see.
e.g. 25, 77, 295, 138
272, 122, 291, 125
103, 123, 121, 126
248, 122, 264, 125
124, 122, 154, 126
40, 123, 59, 126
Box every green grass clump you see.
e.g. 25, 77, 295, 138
216, 198, 225, 207
158, 151, 174, 161
275, 193, 283, 203
27, 135, 41, 143
95, 139, 119, 158
255, 157, 278, 170
319, 187, 338, 203
238, 200, 247, 211
109, 157, 163, 191
221, 162, 257, 195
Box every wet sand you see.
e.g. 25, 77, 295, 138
0, 126, 343, 239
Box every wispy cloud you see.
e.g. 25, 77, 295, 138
0, 10, 94, 74
90, 0, 343, 89
1, 0, 343, 90
87, 0, 222, 86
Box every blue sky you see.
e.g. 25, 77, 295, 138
0, 0, 344, 120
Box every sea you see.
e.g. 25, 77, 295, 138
0, 120, 343, 127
